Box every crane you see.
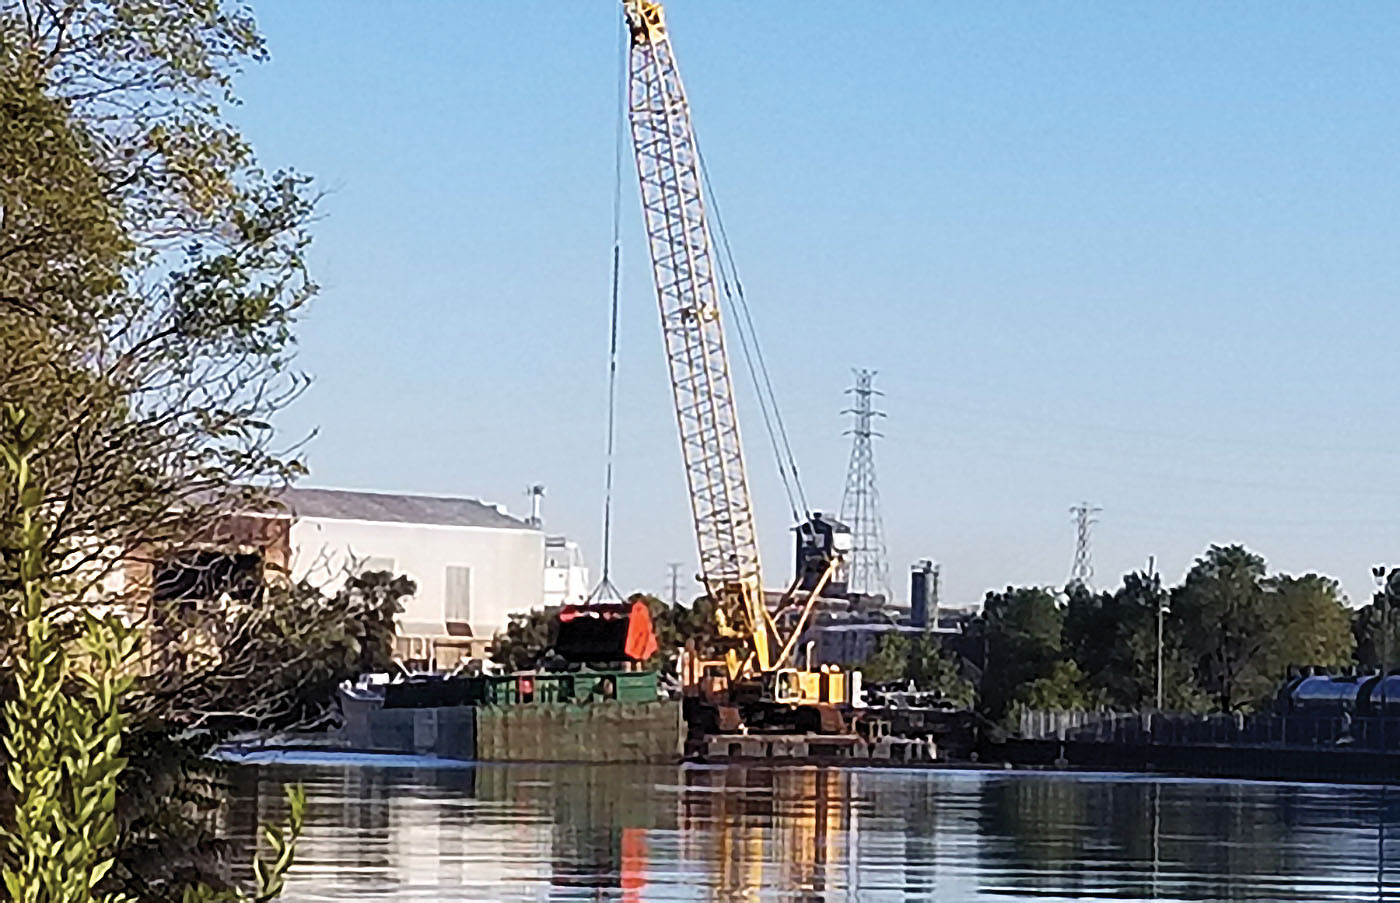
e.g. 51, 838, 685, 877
621, 0, 855, 725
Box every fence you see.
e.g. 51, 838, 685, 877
1018, 708, 1400, 752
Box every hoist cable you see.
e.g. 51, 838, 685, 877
589, 14, 629, 604
697, 147, 813, 527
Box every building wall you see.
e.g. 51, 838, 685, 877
543, 536, 589, 607
289, 517, 545, 642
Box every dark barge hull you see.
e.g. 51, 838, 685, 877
341, 690, 683, 764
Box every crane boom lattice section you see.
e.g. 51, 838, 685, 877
624, 2, 767, 660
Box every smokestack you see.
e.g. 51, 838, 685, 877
526, 484, 545, 529
910, 559, 939, 629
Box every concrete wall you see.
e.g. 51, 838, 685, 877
290, 517, 545, 641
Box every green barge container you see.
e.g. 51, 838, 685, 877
339, 670, 682, 764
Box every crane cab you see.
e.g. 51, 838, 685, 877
768, 665, 858, 707
794, 514, 852, 598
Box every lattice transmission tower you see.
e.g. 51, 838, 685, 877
1069, 502, 1102, 587
839, 370, 891, 601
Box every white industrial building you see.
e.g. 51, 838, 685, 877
542, 536, 589, 607
281, 487, 547, 663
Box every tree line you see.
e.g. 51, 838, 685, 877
0, 1, 403, 899
866, 544, 1394, 721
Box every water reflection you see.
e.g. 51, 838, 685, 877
225, 758, 1400, 902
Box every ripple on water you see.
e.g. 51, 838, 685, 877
222, 763, 1400, 902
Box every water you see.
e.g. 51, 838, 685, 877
225, 755, 1400, 902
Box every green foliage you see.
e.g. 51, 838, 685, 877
1, 409, 136, 903
491, 605, 559, 672
1013, 660, 1103, 713
976, 586, 1065, 719
1, 3, 331, 896
3, 408, 316, 901
1, 0, 318, 633
859, 632, 975, 707
1062, 572, 1206, 711
181, 785, 306, 903
1172, 546, 1354, 711
647, 594, 725, 667
1353, 569, 1400, 671
1261, 573, 1354, 676
907, 633, 976, 707
1171, 545, 1268, 711
860, 632, 911, 683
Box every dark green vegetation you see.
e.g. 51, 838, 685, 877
942, 545, 1360, 721
496, 546, 1372, 724
0, 1, 397, 898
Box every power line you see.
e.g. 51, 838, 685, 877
840, 369, 891, 601
697, 146, 811, 529
1069, 502, 1102, 588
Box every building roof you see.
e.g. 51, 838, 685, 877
275, 487, 533, 531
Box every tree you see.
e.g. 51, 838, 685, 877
977, 586, 1065, 719
489, 594, 722, 675
1061, 581, 1117, 687
1013, 660, 1103, 712
1353, 568, 1400, 672
1, 0, 316, 642
860, 632, 911, 683
2, 413, 309, 903
649, 594, 724, 668
1172, 546, 1352, 712
3, 2, 326, 898
1064, 571, 1206, 711
1172, 546, 1271, 711
906, 632, 975, 707
1260, 573, 1354, 677
490, 606, 560, 672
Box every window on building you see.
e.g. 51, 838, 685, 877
154, 551, 263, 606
445, 565, 472, 635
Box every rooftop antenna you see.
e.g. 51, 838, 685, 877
525, 484, 545, 529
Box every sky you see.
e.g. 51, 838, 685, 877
234, 1, 1400, 609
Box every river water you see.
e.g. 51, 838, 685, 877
224, 755, 1400, 902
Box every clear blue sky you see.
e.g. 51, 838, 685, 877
236, 1, 1400, 608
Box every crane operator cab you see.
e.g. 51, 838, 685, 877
767, 665, 860, 707
794, 514, 852, 598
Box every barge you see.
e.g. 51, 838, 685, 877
339, 669, 683, 764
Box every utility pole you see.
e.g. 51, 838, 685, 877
839, 369, 891, 601
1374, 566, 1389, 750
666, 562, 683, 608
1068, 502, 1102, 588
1150, 555, 1163, 711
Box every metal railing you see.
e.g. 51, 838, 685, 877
1018, 709, 1400, 752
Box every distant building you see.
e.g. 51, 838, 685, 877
279, 488, 545, 663
543, 535, 589, 607
120, 486, 569, 669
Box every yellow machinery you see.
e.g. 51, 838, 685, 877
621, 1, 857, 728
